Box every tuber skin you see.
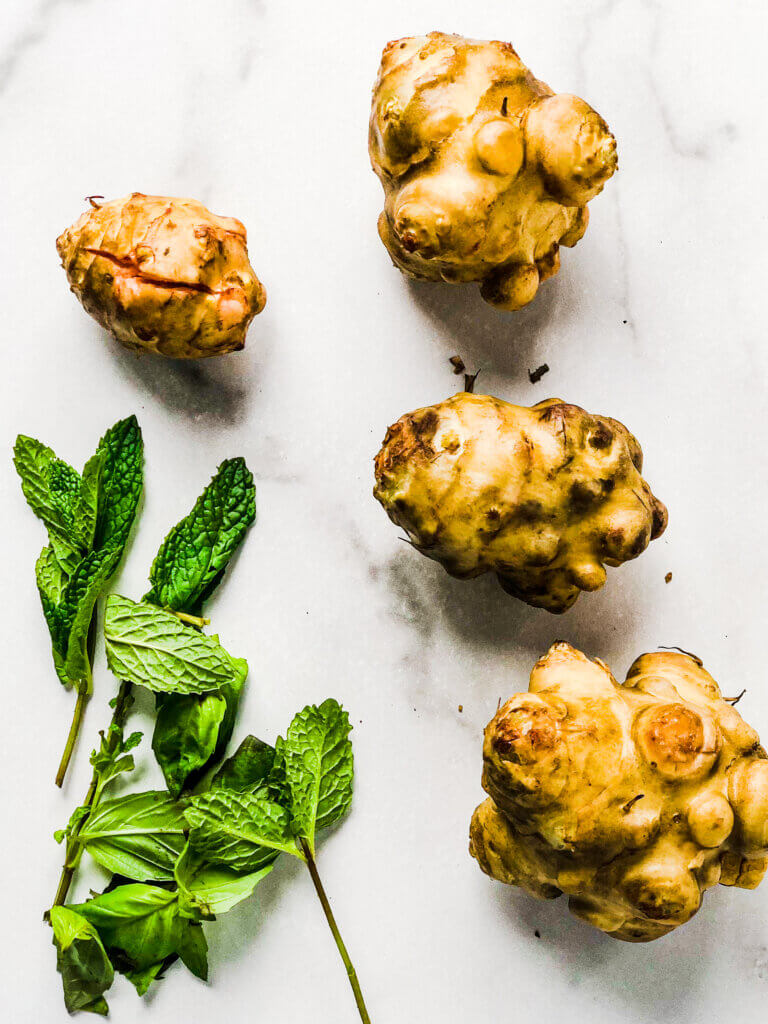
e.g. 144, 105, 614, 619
373, 393, 667, 613
56, 193, 266, 358
369, 32, 618, 311
469, 643, 768, 941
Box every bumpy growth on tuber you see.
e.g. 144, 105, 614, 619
373, 393, 667, 613
369, 32, 618, 311
470, 643, 768, 941
57, 194, 266, 358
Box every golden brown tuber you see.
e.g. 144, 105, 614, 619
369, 32, 618, 311
373, 393, 667, 613
57, 194, 266, 358
469, 643, 768, 941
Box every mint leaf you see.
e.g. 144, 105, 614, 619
104, 596, 235, 695
79, 791, 187, 882
211, 735, 276, 793
174, 843, 273, 920
13, 436, 84, 566
282, 699, 354, 854
145, 458, 255, 613
50, 906, 114, 1016
185, 789, 299, 871
76, 450, 106, 551
93, 416, 143, 552
152, 694, 227, 797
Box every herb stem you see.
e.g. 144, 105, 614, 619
55, 608, 99, 787
168, 609, 210, 628
300, 838, 372, 1024
51, 680, 134, 909
55, 689, 88, 788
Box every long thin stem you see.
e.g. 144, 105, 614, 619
300, 838, 372, 1024
51, 680, 134, 909
54, 608, 99, 787
55, 689, 88, 788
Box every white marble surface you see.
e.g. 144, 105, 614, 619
1, 0, 767, 1020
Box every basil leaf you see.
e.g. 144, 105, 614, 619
79, 791, 187, 882
104, 596, 235, 695
70, 885, 181, 973
174, 843, 274, 920
152, 694, 227, 798
176, 922, 208, 980
123, 959, 166, 996
93, 415, 144, 552
211, 735, 276, 793
282, 699, 354, 853
185, 789, 298, 871
50, 906, 114, 1016
145, 458, 256, 613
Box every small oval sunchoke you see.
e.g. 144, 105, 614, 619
369, 32, 618, 311
57, 193, 266, 358
373, 393, 667, 613
470, 643, 768, 941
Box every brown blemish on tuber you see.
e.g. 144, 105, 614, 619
373, 392, 666, 613
56, 193, 266, 358
369, 32, 617, 311
469, 643, 768, 941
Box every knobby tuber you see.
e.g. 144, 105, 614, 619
470, 643, 768, 941
369, 32, 617, 311
57, 194, 266, 358
373, 393, 667, 613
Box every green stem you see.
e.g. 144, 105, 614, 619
55, 689, 88, 788
167, 608, 210, 628
51, 680, 134, 910
54, 608, 99, 787
300, 838, 372, 1024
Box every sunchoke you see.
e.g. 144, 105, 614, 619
57, 194, 266, 358
373, 393, 667, 613
470, 643, 768, 941
369, 32, 618, 311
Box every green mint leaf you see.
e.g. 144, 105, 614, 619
75, 450, 106, 550
145, 458, 255, 613
92, 416, 144, 553
69, 884, 181, 974
152, 694, 227, 798
79, 791, 187, 882
50, 905, 114, 1016
185, 789, 299, 871
60, 545, 122, 692
35, 546, 67, 607
13, 436, 85, 563
212, 735, 276, 793
282, 699, 354, 854
174, 843, 273, 920
104, 596, 235, 695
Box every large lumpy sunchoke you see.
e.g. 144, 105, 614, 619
57, 194, 266, 358
373, 393, 667, 613
369, 32, 618, 311
470, 643, 768, 941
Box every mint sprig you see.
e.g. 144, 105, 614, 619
14, 416, 143, 784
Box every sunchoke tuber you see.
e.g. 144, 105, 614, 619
57, 194, 266, 358
470, 643, 768, 941
373, 393, 667, 613
369, 32, 618, 311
